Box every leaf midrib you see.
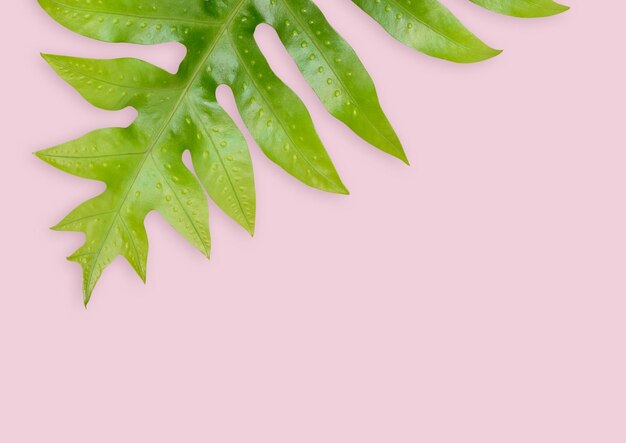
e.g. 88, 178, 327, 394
45, 0, 222, 27
82, 1, 248, 287
47, 57, 183, 93
282, 1, 402, 156
227, 32, 340, 190
186, 98, 254, 232
357, 0, 475, 53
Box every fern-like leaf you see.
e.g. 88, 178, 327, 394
37, 0, 567, 304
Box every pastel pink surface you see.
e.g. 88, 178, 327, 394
1, 0, 624, 441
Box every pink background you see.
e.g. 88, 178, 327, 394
1, 0, 625, 441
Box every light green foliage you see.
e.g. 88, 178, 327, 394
37, 0, 567, 304
470, 0, 569, 18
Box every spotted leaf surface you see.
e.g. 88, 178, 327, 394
37, 0, 568, 304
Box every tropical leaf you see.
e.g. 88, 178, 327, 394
37, 0, 568, 304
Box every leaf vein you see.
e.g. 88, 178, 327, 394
227, 31, 336, 188
281, 0, 400, 152
43, 0, 222, 27
186, 98, 252, 232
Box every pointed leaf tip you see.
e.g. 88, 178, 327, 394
332, 180, 350, 196
245, 223, 256, 237
394, 146, 411, 166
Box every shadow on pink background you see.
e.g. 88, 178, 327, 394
1, 1, 625, 441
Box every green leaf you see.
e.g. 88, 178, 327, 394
37, 0, 567, 304
470, 0, 570, 18
353, 0, 502, 63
